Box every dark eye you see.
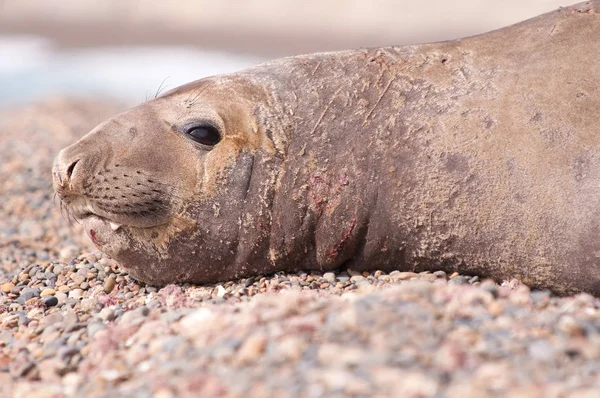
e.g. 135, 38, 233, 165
185, 125, 221, 146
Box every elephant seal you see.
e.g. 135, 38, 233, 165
53, 1, 600, 295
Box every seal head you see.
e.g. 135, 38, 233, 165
54, 76, 287, 284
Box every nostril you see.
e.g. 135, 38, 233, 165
66, 159, 79, 179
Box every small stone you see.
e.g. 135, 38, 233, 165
480, 283, 499, 299
103, 276, 116, 294
434, 343, 466, 370
390, 271, 418, 281
40, 288, 56, 297
558, 316, 585, 337
55, 292, 68, 306
52, 264, 65, 274
419, 274, 437, 282
79, 298, 97, 312
276, 337, 305, 361
68, 289, 83, 299
136, 306, 150, 317
98, 308, 116, 322
216, 285, 227, 298
41, 313, 64, 327
350, 275, 365, 282
33, 271, 46, 281
42, 296, 58, 307
487, 301, 504, 316
59, 246, 79, 261
237, 333, 268, 364
530, 290, 552, 307
70, 274, 85, 285
433, 270, 447, 279
20, 287, 41, 302
63, 311, 79, 328
323, 272, 337, 283
448, 276, 468, 285
87, 322, 105, 338
120, 309, 145, 325
153, 389, 175, 398
1, 282, 15, 293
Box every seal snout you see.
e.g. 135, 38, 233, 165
53, 147, 86, 195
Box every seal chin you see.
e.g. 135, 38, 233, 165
82, 215, 115, 249
81, 213, 173, 252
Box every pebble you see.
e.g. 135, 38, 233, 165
1, 282, 15, 293
237, 333, 268, 364
216, 285, 227, 298
481, 283, 499, 299
433, 270, 447, 279
103, 276, 116, 294
40, 288, 56, 297
42, 296, 58, 307
20, 287, 40, 301
55, 292, 68, 306
87, 322, 105, 338
68, 289, 84, 299
59, 246, 79, 262
323, 272, 336, 283
390, 271, 418, 280
449, 276, 469, 285
558, 316, 585, 337
98, 308, 116, 322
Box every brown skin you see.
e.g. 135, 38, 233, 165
54, 1, 600, 295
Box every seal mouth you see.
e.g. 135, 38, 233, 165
77, 211, 168, 232
60, 194, 170, 230
79, 213, 124, 232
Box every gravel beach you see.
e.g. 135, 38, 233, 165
1, 98, 599, 397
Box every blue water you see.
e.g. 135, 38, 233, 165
0, 36, 265, 106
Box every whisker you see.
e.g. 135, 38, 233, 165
154, 77, 171, 99
187, 81, 215, 106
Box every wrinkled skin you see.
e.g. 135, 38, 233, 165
54, 1, 600, 295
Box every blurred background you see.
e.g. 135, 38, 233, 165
0, 0, 573, 106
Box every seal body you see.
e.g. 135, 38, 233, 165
54, 1, 600, 295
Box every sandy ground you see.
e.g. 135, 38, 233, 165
0, 99, 599, 397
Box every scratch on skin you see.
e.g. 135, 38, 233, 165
373, 68, 385, 89
328, 216, 357, 259
363, 77, 396, 126
309, 86, 344, 136
311, 61, 323, 77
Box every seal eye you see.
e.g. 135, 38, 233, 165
185, 125, 221, 146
